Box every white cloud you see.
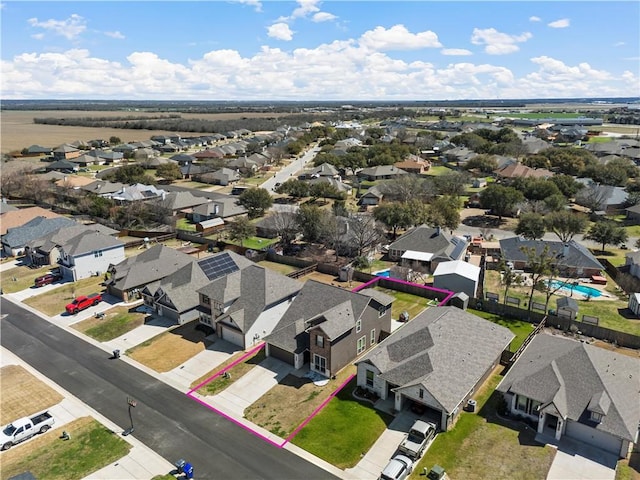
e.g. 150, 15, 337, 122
104, 31, 125, 40
359, 25, 442, 51
529, 16, 541, 22
28, 14, 87, 40
31, 33, 45, 40
267, 23, 294, 41
471, 28, 532, 55
441, 48, 472, 56
548, 18, 570, 28
291, 0, 322, 19
232, 0, 262, 12
613, 41, 625, 47
313, 12, 336, 23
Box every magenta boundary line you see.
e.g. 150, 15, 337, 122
284, 373, 355, 444
187, 342, 265, 395
351, 275, 454, 306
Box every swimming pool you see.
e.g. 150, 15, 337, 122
547, 280, 602, 298
374, 269, 391, 278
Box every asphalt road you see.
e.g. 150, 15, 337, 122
0, 298, 338, 480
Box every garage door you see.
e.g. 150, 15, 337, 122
565, 421, 622, 455
221, 326, 244, 348
268, 344, 294, 366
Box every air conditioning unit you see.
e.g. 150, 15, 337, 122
466, 399, 477, 413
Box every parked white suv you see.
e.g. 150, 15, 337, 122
379, 454, 414, 480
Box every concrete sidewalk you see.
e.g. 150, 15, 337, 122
1, 347, 175, 480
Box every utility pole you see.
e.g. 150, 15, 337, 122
122, 397, 137, 436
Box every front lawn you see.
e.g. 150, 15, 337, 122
192, 347, 266, 395
0, 417, 131, 480
291, 377, 393, 469
412, 370, 556, 480
126, 323, 212, 372
72, 305, 148, 342
23, 276, 106, 317
467, 309, 534, 352
1, 264, 55, 294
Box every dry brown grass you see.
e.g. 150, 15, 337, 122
0, 365, 63, 424
126, 322, 212, 372
1, 110, 301, 153
244, 365, 355, 438
299, 270, 364, 290
23, 275, 106, 317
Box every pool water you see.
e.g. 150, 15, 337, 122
548, 280, 602, 298
374, 269, 391, 278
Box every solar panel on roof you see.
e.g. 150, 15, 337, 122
197, 252, 240, 281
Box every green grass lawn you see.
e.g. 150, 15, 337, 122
292, 378, 393, 469
175, 217, 197, 231
587, 136, 614, 143
376, 287, 432, 321
412, 372, 556, 480
0, 417, 131, 480
467, 309, 534, 352
72, 305, 147, 342
425, 165, 452, 177
224, 236, 279, 250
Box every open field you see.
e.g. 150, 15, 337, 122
0, 365, 64, 424
126, 322, 212, 372
1, 110, 300, 153
0, 417, 131, 480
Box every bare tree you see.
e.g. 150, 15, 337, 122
348, 214, 386, 258
575, 184, 610, 213
271, 211, 300, 247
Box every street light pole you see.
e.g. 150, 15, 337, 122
122, 397, 137, 436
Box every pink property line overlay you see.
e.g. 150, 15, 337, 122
185, 344, 357, 448
351, 275, 455, 306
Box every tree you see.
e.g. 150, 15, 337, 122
227, 217, 256, 247
479, 184, 524, 221
544, 194, 567, 212
270, 211, 300, 247
103, 164, 155, 185
373, 202, 413, 239
498, 260, 524, 305
156, 163, 182, 182
238, 187, 273, 219
550, 174, 583, 198
575, 184, 609, 213
584, 221, 628, 252
433, 171, 471, 197
109, 136, 121, 145
425, 196, 460, 230
378, 175, 433, 203
309, 181, 343, 203
296, 205, 328, 243
275, 179, 309, 199
544, 211, 588, 242
521, 245, 557, 315
348, 214, 386, 258
464, 155, 498, 173
515, 213, 546, 240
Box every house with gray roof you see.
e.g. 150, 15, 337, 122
264, 280, 394, 377
499, 237, 604, 278
197, 264, 302, 348
154, 191, 209, 216
2, 216, 77, 257
45, 159, 79, 173
357, 165, 408, 181
387, 225, 469, 273
625, 203, 640, 223
82, 180, 126, 196
496, 333, 640, 458
58, 231, 125, 281
625, 251, 640, 280
106, 244, 195, 302
195, 167, 240, 186
356, 307, 514, 431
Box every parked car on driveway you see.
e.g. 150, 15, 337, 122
34, 272, 62, 288
65, 293, 103, 314
399, 419, 437, 459
379, 454, 413, 480
1, 411, 54, 450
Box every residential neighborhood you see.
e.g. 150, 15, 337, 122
1, 100, 640, 480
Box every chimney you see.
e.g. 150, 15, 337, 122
563, 244, 570, 257
436, 226, 441, 236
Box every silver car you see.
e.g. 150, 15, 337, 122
379, 454, 414, 480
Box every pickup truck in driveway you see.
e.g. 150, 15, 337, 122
65, 293, 103, 314
1, 411, 55, 450
398, 420, 437, 459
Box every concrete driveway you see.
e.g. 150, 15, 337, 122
546, 437, 617, 480
213, 355, 294, 416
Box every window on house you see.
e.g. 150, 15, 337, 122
378, 306, 386, 317
313, 354, 327, 375
316, 335, 324, 348
94, 250, 103, 258
370, 329, 376, 345
516, 395, 528, 412
199, 313, 212, 326
419, 388, 424, 399
357, 336, 366, 354
356, 319, 362, 333
201, 295, 210, 305
366, 370, 374, 388
590, 411, 603, 423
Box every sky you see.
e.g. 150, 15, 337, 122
1, 1, 639, 101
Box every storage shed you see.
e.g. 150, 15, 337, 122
433, 260, 480, 298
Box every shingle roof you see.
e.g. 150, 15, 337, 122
499, 237, 604, 271
388, 225, 468, 260
357, 307, 514, 413
28, 223, 118, 253
496, 333, 640, 441
60, 231, 124, 257
199, 264, 302, 333
2, 216, 77, 249
264, 280, 382, 352
156, 262, 211, 313
0, 206, 62, 235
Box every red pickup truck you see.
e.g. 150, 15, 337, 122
65, 293, 102, 314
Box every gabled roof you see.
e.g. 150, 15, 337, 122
499, 237, 604, 271
82, 180, 126, 195
156, 191, 209, 212
28, 223, 119, 253
2, 216, 77, 249
311, 163, 340, 176
358, 165, 408, 177
433, 260, 480, 281
388, 225, 468, 261
495, 162, 553, 179
155, 262, 211, 313
497, 333, 640, 441
108, 244, 195, 292
357, 307, 514, 413
0, 206, 62, 235
264, 280, 388, 352
59, 231, 124, 257
198, 264, 302, 333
